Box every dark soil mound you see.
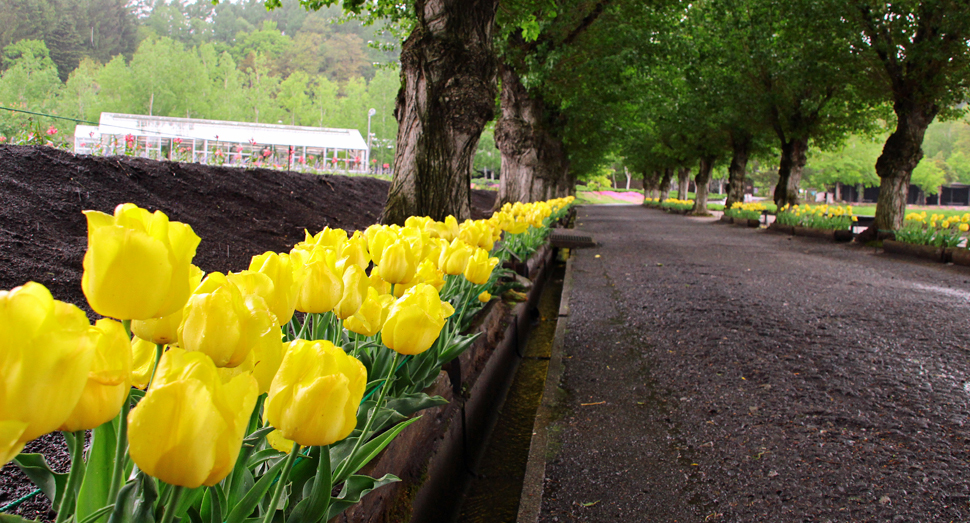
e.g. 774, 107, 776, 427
0, 144, 495, 519
0, 144, 496, 314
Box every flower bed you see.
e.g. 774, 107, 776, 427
724, 202, 766, 222
775, 204, 856, 231
0, 190, 574, 523
893, 212, 968, 249
660, 198, 694, 213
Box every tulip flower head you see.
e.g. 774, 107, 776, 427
179, 273, 281, 368
132, 264, 204, 344
381, 284, 455, 355
344, 287, 395, 337
128, 348, 258, 488
294, 246, 344, 314
248, 251, 307, 325
60, 319, 132, 431
0, 282, 93, 461
334, 264, 370, 319
463, 249, 500, 285
264, 339, 366, 446
438, 239, 473, 276
82, 203, 201, 320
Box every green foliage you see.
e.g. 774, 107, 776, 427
585, 174, 613, 191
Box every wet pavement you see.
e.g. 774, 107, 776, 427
536, 205, 970, 522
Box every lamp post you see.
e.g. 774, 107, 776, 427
366, 108, 376, 173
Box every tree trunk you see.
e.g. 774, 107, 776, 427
381, 0, 499, 224
858, 100, 939, 241
834, 182, 841, 202
691, 157, 715, 215
642, 170, 659, 203
494, 63, 571, 208
773, 136, 808, 207
676, 167, 691, 200
658, 168, 673, 201
724, 132, 751, 209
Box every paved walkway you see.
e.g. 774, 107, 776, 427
536, 205, 970, 522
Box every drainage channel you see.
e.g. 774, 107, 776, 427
451, 260, 566, 523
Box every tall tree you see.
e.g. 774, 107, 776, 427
838, 0, 970, 239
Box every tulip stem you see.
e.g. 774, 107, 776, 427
54, 430, 86, 523
106, 396, 130, 503
159, 485, 184, 523
335, 352, 398, 482
122, 319, 131, 338
262, 443, 300, 523
146, 343, 165, 390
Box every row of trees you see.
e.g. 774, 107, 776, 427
283, 0, 969, 239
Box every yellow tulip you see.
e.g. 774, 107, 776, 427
478, 291, 491, 303
364, 225, 397, 266
337, 231, 371, 271
131, 265, 204, 344
130, 336, 158, 390
343, 287, 396, 337
295, 246, 344, 313
428, 216, 460, 242
248, 251, 307, 325
0, 282, 93, 448
506, 218, 530, 235
128, 348, 257, 487
179, 273, 281, 368
381, 284, 455, 355
305, 226, 348, 249
368, 269, 392, 295
413, 259, 446, 291
82, 203, 201, 320
334, 264, 370, 319
378, 239, 418, 285
960, 223, 969, 233
264, 339, 366, 447
463, 249, 500, 285
0, 420, 28, 465
439, 239, 473, 276
60, 319, 132, 431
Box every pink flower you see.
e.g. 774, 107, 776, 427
125, 134, 135, 143
173, 137, 182, 145
46, 125, 58, 135
0, 136, 6, 143
262, 150, 272, 157
249, 139, 257, 146
89, 132, 95, 138
215, 135, 219, 140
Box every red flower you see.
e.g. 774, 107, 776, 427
46, 125, 58, 136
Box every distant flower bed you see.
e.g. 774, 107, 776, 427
660, 198, 694, 212
776, 204, 856, 230
895, 211, 969, 248
724, 202, 766, 221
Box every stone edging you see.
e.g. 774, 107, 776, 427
515, 252, 574, 523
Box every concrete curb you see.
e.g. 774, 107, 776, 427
516, 252, 575, 523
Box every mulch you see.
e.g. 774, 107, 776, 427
0, 144, 496, 519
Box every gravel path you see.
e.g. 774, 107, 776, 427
538, 205, 970, 522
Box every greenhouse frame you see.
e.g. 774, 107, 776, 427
74, 113, 371, 173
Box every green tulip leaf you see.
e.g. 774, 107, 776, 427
77, 504, 116, 523
76, 418, 119, 523
286, 447, 331, 523
332, 417, 418, 485
325, 474, 400, 520
106, 471, 158, 523
438, 332, 481, 365
13, 453, 68, 508
223, 455, 288, 523
245, 449, 283, 470
385, 393, 448, 418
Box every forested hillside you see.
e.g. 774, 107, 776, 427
0, 0, 403, 166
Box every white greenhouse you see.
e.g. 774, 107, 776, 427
74, 113, 372, 173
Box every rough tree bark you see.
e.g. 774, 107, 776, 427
858, 99, 939, 240
691, 157, 715, 215
658, 168, 674, 201
380, 0, 499, 225
676, 167, 691, 200
773, 136, 808, 208
724, 132, 751, 209
494, 63, 571, 207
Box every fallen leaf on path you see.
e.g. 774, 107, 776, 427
580, 401, 606, 406
581, 500, 600, 507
